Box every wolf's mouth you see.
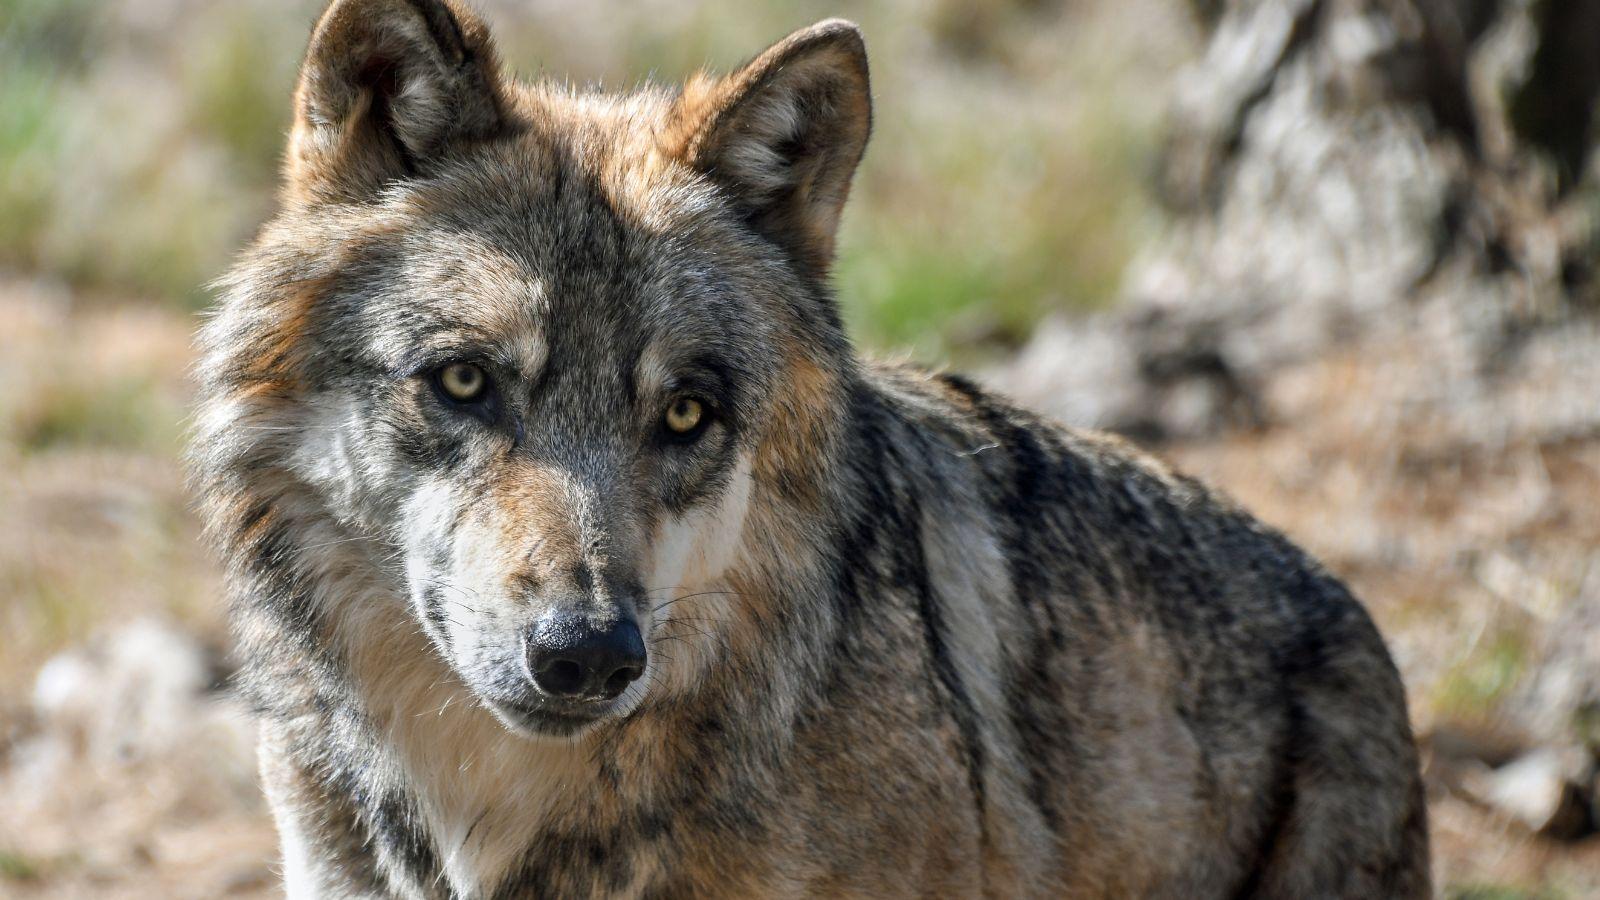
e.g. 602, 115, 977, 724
485, 697, 613, 740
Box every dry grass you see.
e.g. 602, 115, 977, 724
0, 283, 221, 686
0, 1, 1592, 896
0, 281, 267, 898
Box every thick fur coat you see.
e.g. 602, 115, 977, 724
190, 2, 1430, 896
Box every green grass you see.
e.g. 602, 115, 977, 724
833, 50, 1156, 358
1434, 628, 1532, 721
0, 0, 1174, 341
0, 848, 42, 882
1447, 886, 1569, 900
0, 0, 99, 68
10, 378, 182, 455
0, 65, 61, 262
0, 0, 298, 304
184, 7, 300, 188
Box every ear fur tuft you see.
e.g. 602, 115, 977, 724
287, 0, 509, 202
664, 20, 872, 279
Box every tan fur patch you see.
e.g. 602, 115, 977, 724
233, 277, 327, 403
479, 464, 580, 589
752, 352, 839, 509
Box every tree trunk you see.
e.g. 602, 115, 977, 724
1000, 0, 1600, 445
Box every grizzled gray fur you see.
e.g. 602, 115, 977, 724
189, 1, 1429, 896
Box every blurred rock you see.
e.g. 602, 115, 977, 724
0, 617, 270, 897
4, 619, 257, 820
31, 618, 230, 764
1425, 721, 1529, 783
1506, 564, 1600, 771
1462, 747, 1596, 840
995, 308, 1265, 441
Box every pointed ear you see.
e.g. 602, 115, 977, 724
287, 0, 509, 202
664, 20, 872, 278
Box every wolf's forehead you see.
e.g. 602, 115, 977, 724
381, 217, 729, 380
385, 232, 552, 371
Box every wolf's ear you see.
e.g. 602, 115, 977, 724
287, 0, 509, 202
665, 20, 872, 279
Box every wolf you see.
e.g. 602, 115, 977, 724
190, 1, 1429, 896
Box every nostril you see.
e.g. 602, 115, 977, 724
535, 658, 585, 696
600, 664, 643, 700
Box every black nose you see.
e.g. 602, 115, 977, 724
524, 613, 646, 702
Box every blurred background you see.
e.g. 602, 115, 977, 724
2, 0, 1598, 896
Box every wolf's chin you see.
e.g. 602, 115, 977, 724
480, 675, 656, 741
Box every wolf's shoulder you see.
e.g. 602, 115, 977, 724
859, 361, 1364, 630
860, 360, 1206, 503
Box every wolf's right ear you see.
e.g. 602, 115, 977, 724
287, 0, 509, 203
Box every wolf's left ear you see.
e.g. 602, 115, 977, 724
665, 20, 871, 279
287, 0, 509, 202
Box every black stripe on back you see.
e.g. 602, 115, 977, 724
935, 373, 1075, 834
839, 386, 992, 866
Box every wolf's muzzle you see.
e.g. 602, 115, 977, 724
524, 612, 646, 702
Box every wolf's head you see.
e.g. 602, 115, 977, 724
196, 0, 869, 739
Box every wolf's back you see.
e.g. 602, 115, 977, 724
849, 365, 1429, 897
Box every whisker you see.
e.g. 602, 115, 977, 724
651, 590, 751, 614
459, 808, 492, 855
298, 535, 388, 553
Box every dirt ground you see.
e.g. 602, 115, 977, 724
1, 284, 1597, 897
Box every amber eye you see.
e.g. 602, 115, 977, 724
663, 397, 705, 436
438, 362, 487, 402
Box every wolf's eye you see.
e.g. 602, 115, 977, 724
663, 397, 706, 437
437, 362, 488, 403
